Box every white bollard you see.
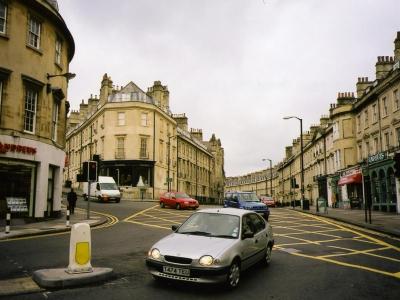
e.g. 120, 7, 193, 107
66, 208, 70, 227
5, 209, 11, 234
66, 223, 93, 274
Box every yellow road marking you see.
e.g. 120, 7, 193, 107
124, 219, 174, 230
123, 205, 159, 221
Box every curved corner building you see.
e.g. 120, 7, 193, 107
0, 0, 74, 218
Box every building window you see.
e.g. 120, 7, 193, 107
394, 89, 400, 111
159, 140, 164, 163
364, 109, 369, 128
365, 141, 370, 157
28, 16, 41, 49
141, 113, 148, 126
51, 102, 59, 141
24, 88, 38, 133
55, 37, 62, 65
397, 128, 400, 147
0, 2, 7, 34
382, 97, 388, 117
117, 112, 125, 126
357, 115, 361, 132
0, 80, 3, 115
384, 132, 390, 151
372, 104, 377, 123
373, 137, 379, 154
116, 136, 125, 159
140, 137, 148, 158
358, 144, 362, 161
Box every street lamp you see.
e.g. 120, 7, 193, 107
283, 116, 304, 209
47, 72, 76, 81
262, 158, 273, 197
167, 135, 176, 192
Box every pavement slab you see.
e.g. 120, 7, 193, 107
0, 277, 43, 296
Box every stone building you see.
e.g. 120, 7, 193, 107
65, 75, 225, 201
225, 31, 400, 214
0, 0, 74, 218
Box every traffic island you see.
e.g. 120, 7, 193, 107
33, 267, 113, 288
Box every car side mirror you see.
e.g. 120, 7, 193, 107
242, 230, 254, 239
171, 224, 179, 231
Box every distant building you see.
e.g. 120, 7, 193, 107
65, 75, 224, 201
0, 0, 75, 218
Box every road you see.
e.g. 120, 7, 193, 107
0, 199, 399, 299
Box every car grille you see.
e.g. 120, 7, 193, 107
164, 255, 192, 264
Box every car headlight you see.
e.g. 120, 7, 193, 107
199, 255, 214, 266
149, 248, 161, 260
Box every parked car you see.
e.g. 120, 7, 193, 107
160, 192, 199, 210
224, 191, 270, 221
146, 208, 274, 288
260, 196, 276, 207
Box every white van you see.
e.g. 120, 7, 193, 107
82, 176, 121, 203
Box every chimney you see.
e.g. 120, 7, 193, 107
173, 113, 188, 131
394, 31, 400, 62
356, 77, 373, 98
285, 146, 293, 159
337, 92, 355, 105
190, 128, 203, 141
375, 56, 394, 80
147, 81, 169, 110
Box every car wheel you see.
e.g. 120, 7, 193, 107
160, 202, 165, 208
262, 244, 273, 266
226, 260, 240, 288
176, 203, 181, 210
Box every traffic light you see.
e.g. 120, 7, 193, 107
82, 161, 97, 181
394, 153, 400, 177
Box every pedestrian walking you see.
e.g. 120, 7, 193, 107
67, 188, 77, 214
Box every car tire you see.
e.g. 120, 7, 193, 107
160, 202, 165, 208
261, 244, 273, 266
226, 260, 240, 289
176, 203, 181, 210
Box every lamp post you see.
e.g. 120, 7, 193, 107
167, 135, 176, 192
262, 158, 273, 197
284, 116, 304, 209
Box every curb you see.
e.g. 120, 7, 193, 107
293, 208, 400, 238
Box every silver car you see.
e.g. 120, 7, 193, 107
146, 207, 274, 288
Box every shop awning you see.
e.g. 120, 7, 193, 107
338, 173, 362, 186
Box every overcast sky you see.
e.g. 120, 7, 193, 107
59, 0, 399, 177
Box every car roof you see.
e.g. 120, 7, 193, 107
197, 207, 251, 217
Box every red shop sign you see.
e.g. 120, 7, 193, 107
0, 142, 37, 155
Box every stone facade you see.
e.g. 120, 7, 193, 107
65, 75, 225, 202
0, 0, 74, 218
225, 31, 400, 214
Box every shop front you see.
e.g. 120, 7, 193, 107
0, 135, 65, 219
337, 167, 363, 209
365, 152, 397, 213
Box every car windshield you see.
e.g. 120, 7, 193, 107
175, 192, 190, 198
239, 193, 260, 202
177, 212, 240, 239
100, 183, 118, 190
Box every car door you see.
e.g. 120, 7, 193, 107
240, 214, 259, 269
248, 213, 268, 261
169, 192, 176, 206
162, 192, 169, 205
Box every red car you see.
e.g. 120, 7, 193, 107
159, 192, 199, 210
260, 196, 276, 207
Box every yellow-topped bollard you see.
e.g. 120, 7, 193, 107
67, 223, 93, 273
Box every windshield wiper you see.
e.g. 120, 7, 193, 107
211, 234, 236, 239
179, 231, 212, 236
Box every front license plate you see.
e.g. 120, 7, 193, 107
163, 266, 190, 277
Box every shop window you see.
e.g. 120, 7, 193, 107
0, 160, 35, 217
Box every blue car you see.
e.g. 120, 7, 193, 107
224, 191, 270, 221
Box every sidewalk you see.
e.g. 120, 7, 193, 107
0, 206, 107, 240
294, 204, 400, 238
